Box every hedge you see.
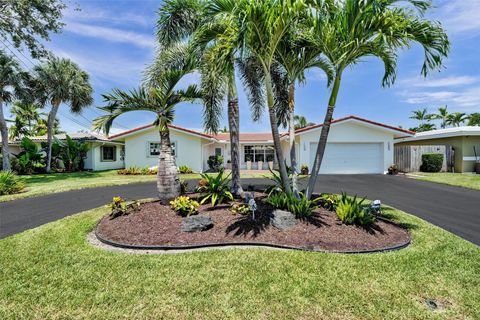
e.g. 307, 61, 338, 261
420, 153, 443, 172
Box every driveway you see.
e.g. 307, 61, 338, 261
1, 175, 479, 245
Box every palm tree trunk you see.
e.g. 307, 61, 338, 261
157, 128, 181, 204
227, 75, 243, 196
0, 100, 11, 170
46, 100, 60, 173
288, 83, 299, 196
306, 73, 342, 198
265, 71, 291, 194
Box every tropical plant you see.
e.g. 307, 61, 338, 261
178, 165, 193, 174
305, 0, 449, 198
266, 192, 319, 218
50, 135, 89, 172
207, 155, 223, 172
431, 106, 449, 129
8, 102, 43, 140
0, 51, 29, 170
410, 108, 433, 122
420, 153, 443, 173
446, 112, 467, 127
94, 60, 202, 204
336, 193, 374, 226
34, 116, 62, 136
155, 0, 244, 196
15, 137, 46, 174
317, 193, 338, 211
0, 170, 25, 196
468, 113, 480, 126
197, 171, 233, 206
230, 202, 251, 215
0, 0, 66, 58
33, 56, 93, 172
264, 167, 291, 196
107, 196, 140, 219
170, 196, 200, 216
409, 122, 436, 132
294, 115, 315, 130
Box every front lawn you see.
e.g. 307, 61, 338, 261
0, 205, 478, 319
0, 170, 269, 202
410, 172, 480, 191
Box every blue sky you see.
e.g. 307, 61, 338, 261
8, 0, 480, 134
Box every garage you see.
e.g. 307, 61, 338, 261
310, 142, 384, 174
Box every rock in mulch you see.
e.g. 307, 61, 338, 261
271, 210, 297, 230
181, 214, 214, 232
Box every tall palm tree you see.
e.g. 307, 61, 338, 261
33, 57, 93, 172
8, 102, 42, 139
155, 0, 244, 196
409, 122, 436, 132
446, 112, 467, 127
294, 115, 315, 130
305, 0, 449, 197
0, 51, 27, 170
431, 106, 449, 129
93, 68, 202, 204
410, 108, 432, 121
468, 113, 480, 126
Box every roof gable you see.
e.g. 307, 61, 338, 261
109, 124, 214, 140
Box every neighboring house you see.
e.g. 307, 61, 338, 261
5, 132, 125, 171
395, 126, 480, 173
110, 115, 413, 174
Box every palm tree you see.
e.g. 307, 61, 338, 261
409, 123, 436, 132
155, 0, 244, 196
410, 108, 432, 121
468, 113, 480, 126
93, 68, 202, 203
446, 112, 467, 127
33, 57, 93, 172
294, 115, 315, 130
431, 106, 449, 129
8, 102, 42, 139
0, 51, 27, 170
305, 0, 449, 197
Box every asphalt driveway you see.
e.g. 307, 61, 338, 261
1, 175, 479, 245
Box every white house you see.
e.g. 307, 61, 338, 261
109, 115, 413, 174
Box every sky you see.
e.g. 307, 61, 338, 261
6, 0, 480, 134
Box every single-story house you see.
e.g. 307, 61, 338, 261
395, 126, 480, 173
4, 132, 125, 171
108, 115, 413, 174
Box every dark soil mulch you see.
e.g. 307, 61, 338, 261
96, 197, 410, 252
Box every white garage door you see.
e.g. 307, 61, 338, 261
309, 142, 384, 174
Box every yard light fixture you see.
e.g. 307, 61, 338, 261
371, 200, 382, 215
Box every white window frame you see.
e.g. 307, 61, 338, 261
100, 145, 116, 162
147, 141, 177, 158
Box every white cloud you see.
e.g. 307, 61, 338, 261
63, 6, 153, 27
65, 22, 155, 48
399, 87, 480, 110
400, 76, 479, 88
435, 0, 480, 36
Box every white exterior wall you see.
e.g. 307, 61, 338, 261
88, 142, 125, 171
124, 127, 207, 172
297, 121, 394, 173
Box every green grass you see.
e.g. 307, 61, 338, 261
411, 172, 480, 191
0, 170, 269, 202
0, 205, 478, 319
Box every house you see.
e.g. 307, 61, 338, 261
5, 132, 125, 171
109, 115, 413, 174
395, 126, 480, 173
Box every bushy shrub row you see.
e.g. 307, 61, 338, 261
117, 166, 158, 175
266, 192, 319, 218
420, 153, 443, 172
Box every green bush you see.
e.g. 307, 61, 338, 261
420, 153, 443, 172
264, 167, 292, 196
336, 192, 375, 226
170, 196, 199, 216
230, 202, 251, 215
207, 155, 224, 172
266, 192, 319, 218
197, 171, 233, 206
0, 171, 25, 196
107, 196, 140, 219
317, 193, 338, 211
178, 165, 193, 174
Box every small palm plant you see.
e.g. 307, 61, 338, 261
197, 171, 233, 206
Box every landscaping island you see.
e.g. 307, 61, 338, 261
95, 194, 410, 253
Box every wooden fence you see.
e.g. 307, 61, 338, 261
394, 145, 454, 172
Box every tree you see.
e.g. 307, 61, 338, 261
0, 0, 66, 58
35, 117, 62, 136
431, 106, 449, 129
409, 123, 436, 132
0, 51, 28, 170
33, 57, 93, 172
410, 108, 432, 121
446, 112, 467, 127
155, 0, 244, 196
8, 102, 42, 140
93, 67, 202, 204
468, 113, 480, 126
294, 115, 315, 130
305, 0, 449, 198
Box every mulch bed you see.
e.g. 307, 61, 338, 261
96, 195, 410, 253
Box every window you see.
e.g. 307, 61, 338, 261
148, 142, 176, 157
244, 145, 275, 162
215, 147, 222, 156
101, 146, 116, 162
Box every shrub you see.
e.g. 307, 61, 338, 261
117, 166, 157, 175
180, 181, 189, 195
197, 171, 233, 206
230, 202, 251, 215
207, 155, 224, 172
266, 192, 319, 218
107, 196, 140, 219
300, 164, 309, 175
170, 196, 199, 216
0, 171, 25, 195
336, 192, 375, 226
140, 167, 150, 175
317, 193, 338, 211
264, 167, 291, 195
178, 165, 193, 174
420, 153, 443, 172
